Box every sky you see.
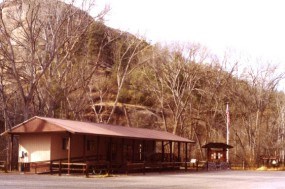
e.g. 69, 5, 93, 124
94, 0, 285, 68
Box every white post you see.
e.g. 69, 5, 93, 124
226, 102, 230, 163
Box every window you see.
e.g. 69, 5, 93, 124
87, 140, 96, 151
62, 138, 68, 150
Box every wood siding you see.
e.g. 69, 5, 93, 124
18, 133, 158, 164
19, 134, 51, 162
50, 133, 84, 160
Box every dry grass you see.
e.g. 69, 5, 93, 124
256, 166, 285, 171
231, 165, 285, 171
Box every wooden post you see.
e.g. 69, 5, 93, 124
169, 141, 173, 162
153, 141, 156, 157
122, 138, 125, 164
85, 162, 89, 178
83, 135, 86, 162
207, 161, 209, 171
50, 160, 53, 175
110, 138, 113, 162
161, 141, 165, 162
109, 137, 112, 173
9, 134, 14, 171
96, 136, 100, 161
67, 133, 71, 175
34, 163, 37, 174
185, 143, 188, 162
185, 142, 188, 171
178, 142, 181, 162
143, 162, 146, 175
132, 139, 135, 162
59, 160, 62, 176
143, 140, 146, 162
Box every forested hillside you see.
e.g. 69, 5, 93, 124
0, 0, 285, 166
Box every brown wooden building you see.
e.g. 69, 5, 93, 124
2, 116, 194, 175
202, 142, 233, 170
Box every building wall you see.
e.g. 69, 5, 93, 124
18, 134, 51, 163
18, 132, 159, 164
86, 137, 156, 163
71, 134, 84, 158
50, 133, 68, 160
85, 135, 107, 160
50, 134, 122, 162
50, 133, 84, 160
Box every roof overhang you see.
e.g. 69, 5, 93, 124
1, 117, 67, 136
202, 142, 233, 149
1, 116, 195, 143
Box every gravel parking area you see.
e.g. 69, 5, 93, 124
0, 170, 285, 189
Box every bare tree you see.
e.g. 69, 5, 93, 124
0, 0, 108, 120
236, 61, 284, 164
275, 92, 285, 165
105, 35, 151, 123
144, 43, 206, 135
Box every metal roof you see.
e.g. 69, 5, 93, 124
4, 116, 194, 143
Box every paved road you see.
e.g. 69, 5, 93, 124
0, 170, 285, 189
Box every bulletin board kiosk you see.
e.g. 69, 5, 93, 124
260, 156, 279, 168
202, 142, 233, 170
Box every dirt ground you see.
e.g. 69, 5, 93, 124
0, 170, 285, 189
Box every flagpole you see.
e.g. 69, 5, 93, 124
226, 102, 230, 163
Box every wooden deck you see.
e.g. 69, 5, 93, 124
27, 158, 194, 177
0, 161, 7, 172
22, 156, 231, 176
